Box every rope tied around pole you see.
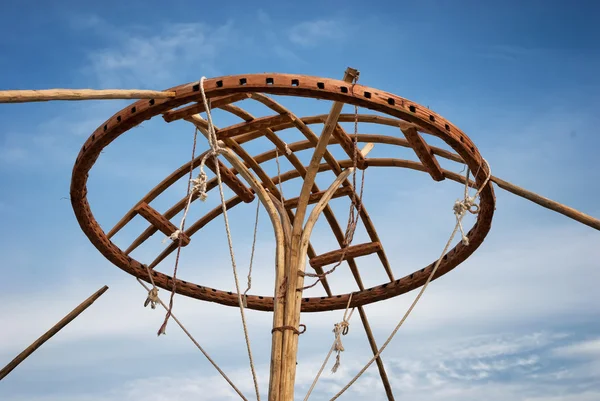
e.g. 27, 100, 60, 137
271, 324, 307, 335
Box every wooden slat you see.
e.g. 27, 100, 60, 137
284, 186, 353, 209
204, 156, 255, 203
217, 114, 293, 139
309, 242, 382, 268
401, 127, 445, 181
135, 203, 190, 247
162, 93, 251, 122
332, 124, 368, 170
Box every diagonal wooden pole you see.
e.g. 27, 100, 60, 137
0, 285, 109, 381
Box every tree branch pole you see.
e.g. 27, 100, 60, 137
0, 89, 175, 103
0, 285, 109, 381
489, 176, 600, 231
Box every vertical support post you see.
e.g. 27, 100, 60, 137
275, 68, 360, 401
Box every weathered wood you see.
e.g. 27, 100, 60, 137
490, 176, 600, 231
332, 124, 368, 170
280, 68, 360, 401
135, 202, 191, 247
0, 286, 108, 380
284, 186, 353, 209
310, 242, 382, 268
203, 152, 255, 204
0, 89, 174, 103
217, 114, 293, 140
214, 147, 286, 401
162, 93, 251, 122
401, 127, 445, 181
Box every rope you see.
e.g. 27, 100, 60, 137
198, 77, 262, 401
275, 148, 284, 205
142, 264, 159, 309
328, 159, 492, 401
157, 126, 199, 335
271, 324, 307, 335
303, 294, 355, 401
302, 77, 365, 290
136, 278, 248, 401
243, 200, 260, 308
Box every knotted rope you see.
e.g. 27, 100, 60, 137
328, 159, 492, 401
303, 294, 355, 401
136, 278, 249, 401
142, 264, 159, 309
156, 124, 199, 335
331, 315, 352, 373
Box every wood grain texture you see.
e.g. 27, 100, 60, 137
0, 89, 174, 103
401, 127, 445, 181
135, 203, 190, 247
309, 242, 382, 268
70, 72, 496, 314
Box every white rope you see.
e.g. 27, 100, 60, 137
156, 124, 200, 336
136, 278, 249, 401
142, 264, 160, 309
303, 295, 355, 401
243, 200, 261, 308
199, 76, 261, 401
328, 159, 492, 401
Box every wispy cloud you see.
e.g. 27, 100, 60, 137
79, 20, 238, 88
553, 338, 600, 358
288, 19, 344, 47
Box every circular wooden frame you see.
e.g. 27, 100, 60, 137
70, 73, 495, 312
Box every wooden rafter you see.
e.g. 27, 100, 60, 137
401, 126, 445, 181
310, 242, 383, 268
162, 93, 251, 122
135, 202, 191, 246
332, 124, 369, 170
203, 156, 255, 203
284, 186, 353, 209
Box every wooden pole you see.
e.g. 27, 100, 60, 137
0, 285, 109, 381
0, 89, 175, 103
490, 176, 600, 231
277, 68, 359, 401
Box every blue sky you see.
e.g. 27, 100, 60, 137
1, 1, 599, 400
